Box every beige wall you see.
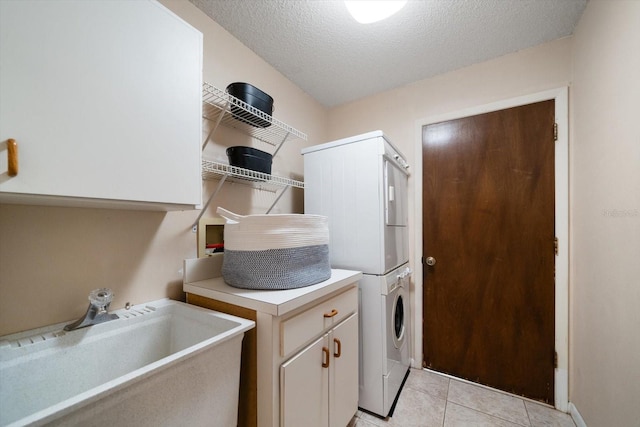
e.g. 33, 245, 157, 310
570, 1, 640, 425
326, 34, 573, 396
327, 36, 573, 153
0, 0, 327, 336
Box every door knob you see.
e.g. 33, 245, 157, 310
425, 256, 436, 266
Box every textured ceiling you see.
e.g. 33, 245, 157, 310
190, 0, 587, 107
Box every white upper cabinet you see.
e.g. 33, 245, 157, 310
0, 0, 202, 210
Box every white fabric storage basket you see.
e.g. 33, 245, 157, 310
217, 207, 331, 290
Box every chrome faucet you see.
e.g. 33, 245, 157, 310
64, 288, 119, 331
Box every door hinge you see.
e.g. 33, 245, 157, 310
553, 123, 558, 141
554, 237, 559, 255
554, 351, 558, 369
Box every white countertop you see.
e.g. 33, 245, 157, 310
183, 269, 362, 317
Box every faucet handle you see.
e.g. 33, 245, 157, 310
89, 288, 114, 310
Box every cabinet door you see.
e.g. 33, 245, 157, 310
330, 313, 359, 427
280, 334, 329, 427
0, 0, 202, 210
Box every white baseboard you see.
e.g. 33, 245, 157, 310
569, 402, 587, 427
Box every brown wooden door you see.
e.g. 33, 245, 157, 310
422, 100, 555, 403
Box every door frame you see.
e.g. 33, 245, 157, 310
412, 87, 569, 411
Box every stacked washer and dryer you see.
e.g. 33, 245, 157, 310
302, 131, 412, 418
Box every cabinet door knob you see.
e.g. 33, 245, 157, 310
7, 139, 18, 177
322, 347, 330, 368
323, 309, 338, 318
333, 338, 342, 358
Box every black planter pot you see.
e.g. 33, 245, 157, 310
226, 146, 273, 174
226, 82, 273, 128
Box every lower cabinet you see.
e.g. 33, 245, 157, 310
186, 282, 359, 427
280, 313, 358, 427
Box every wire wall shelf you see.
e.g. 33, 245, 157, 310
202, 160, 304, 190
202, 83, 307, 150
195, 83, 307, 225
194, 160, 304, 225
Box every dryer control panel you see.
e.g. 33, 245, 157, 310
382, 264, 412, 295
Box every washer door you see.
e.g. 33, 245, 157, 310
391, 290, 406, 349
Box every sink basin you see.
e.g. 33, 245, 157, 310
0, 299, 254, 427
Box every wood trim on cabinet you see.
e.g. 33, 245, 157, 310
7, 139, 18, 176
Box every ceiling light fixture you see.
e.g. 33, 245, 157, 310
345, 0, 407, 24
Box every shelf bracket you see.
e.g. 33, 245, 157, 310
202, 99, 230, 150
266, 184, 291, 214
192, 175, 227, 228
271, 131, 291, 158
202, 126, 216, 150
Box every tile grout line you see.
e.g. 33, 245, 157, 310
446, 400, 532, 427
356, 369, 574, 427
524, 398, 533, 427
440, 371, 531, 427
441, 399, 448, 427
442, 377, 451, 427
423, 368, 556, 409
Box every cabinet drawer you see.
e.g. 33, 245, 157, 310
280, 286, 357, 357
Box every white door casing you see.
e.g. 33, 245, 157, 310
413, 87, 569, 411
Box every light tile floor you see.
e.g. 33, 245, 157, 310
349, 369, 576, 427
